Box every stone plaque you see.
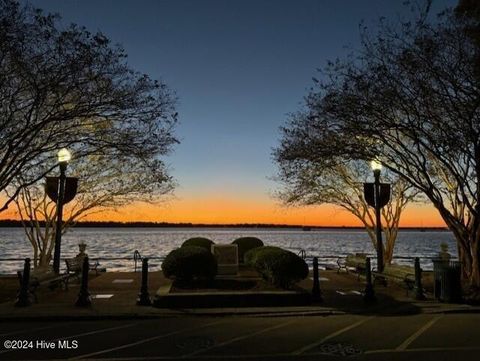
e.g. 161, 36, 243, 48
211, 244, 238, 275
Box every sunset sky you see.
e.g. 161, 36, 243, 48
6, 0, 456, 227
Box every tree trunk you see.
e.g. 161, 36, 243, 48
363, 224, 397, 265
33, 247, 38, 268
457, 241, 471, 279
448, 222, 480, 289
384, 241, 394, 265
470, 238, 480, 289
383, 228, 397, 265
38, 252, 49, 268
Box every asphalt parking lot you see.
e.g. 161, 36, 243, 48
1, 313, 480, 361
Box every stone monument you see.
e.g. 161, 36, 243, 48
211, 244, 238, 275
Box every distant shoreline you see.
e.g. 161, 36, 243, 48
0, 219, 449, 231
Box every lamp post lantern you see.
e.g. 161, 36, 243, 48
52, 148, 71, 274
364, 160, 390, 273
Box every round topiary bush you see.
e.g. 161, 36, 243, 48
181, 237, 214, 251
244, 246, 308, 289
162, 246, 218, 281
244, 246, 283, 267
232, 237, 264, 263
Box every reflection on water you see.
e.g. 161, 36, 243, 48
0, 227, 456, 273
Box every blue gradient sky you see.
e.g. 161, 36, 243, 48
20, 0, 457, 225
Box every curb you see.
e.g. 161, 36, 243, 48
3, 307, 480, 322
0, 308, 343, 321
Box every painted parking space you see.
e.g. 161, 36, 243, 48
1, 318, 218, 360
0, 320, 139, 360
1, 314, 480, 360
90, 317, 292, 359
0, 320, 135, 346
71, 318, 228, 360
406, 313, 480, 350
296, 314, 438, 353
200, 315, 366, 357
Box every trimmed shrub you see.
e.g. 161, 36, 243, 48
244, 246, 283, 267
162, 246, 217, 281
181, 237, 214, 251
232, 237, 264, 263
244, 246, 308, 289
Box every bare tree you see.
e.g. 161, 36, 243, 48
274, 135, 418, 264
0, 0, 178, 212
276, 2, 480, 290
12, 153, 175, 268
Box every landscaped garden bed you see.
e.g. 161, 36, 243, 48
153, 238, 312, 308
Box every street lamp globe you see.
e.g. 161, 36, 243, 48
370, 160, 382, 172
57, 148, 71, 164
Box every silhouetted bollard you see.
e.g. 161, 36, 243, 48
312, 257, 323, 303
414, 257, 426, 300
364, 257, 376, 302
15, 258, 32, 307
137, 257, 152, 306
75, 256, 92, 307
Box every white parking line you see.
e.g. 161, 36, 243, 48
183, 318, 297, 357
395, 315, 443, 351
71, 319, 226, 360
51, 322, 138, 342
291, 316, 374, 355
0, 324, 58, 337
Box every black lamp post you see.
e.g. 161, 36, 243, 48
52, 148, 71, 274
371, 160, 384, 273
363, 160, 390, 273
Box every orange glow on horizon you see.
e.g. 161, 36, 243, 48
0, 193, 447, 227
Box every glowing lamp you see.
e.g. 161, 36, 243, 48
370, 160, 382, 171
57, 148, 71, 163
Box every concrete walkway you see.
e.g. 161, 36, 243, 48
0, 270, 478, 320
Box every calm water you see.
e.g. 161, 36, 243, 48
0, 227, 456, 274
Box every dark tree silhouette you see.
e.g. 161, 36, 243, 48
274, 2, 480, 290
0, 0, 178, 212
456, 0, 480, 19
273, 144, 419, 265
12, 152, 176, 268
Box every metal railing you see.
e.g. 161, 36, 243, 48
0, 254, 166, 274
0, 253, 456, 273
0, 255, 455, 263
133, 250, 142, 272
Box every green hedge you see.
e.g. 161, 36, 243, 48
244, 246, 308, 289
232, 237, 264, 263
162, 246, 218, 281
181, 237, 214, 251
244, 246, 283, 267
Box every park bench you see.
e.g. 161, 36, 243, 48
372, 264, 416, 295
17, 267, 70, 302
337, 253, 367, 280
65, 257, 101, 277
